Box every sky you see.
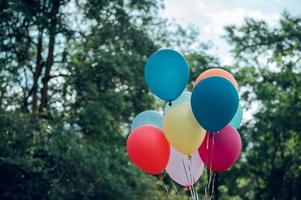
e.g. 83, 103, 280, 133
160, 0, 301, 65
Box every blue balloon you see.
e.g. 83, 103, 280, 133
145, 49, 189, 101
229, 103, 243, 128
131, 110, 163, 131
191, 76, 239, 132
164, 90, 191, 114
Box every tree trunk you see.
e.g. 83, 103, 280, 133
29, 28, 44, 113
39, 1, 60, 113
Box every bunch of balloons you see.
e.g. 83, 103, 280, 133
127, 49, 243, 187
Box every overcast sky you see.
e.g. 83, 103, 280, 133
160, 0, 301, 65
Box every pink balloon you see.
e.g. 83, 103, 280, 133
198, 125, 242, 173
166, 147, 204, 186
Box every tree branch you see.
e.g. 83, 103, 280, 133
39, 0, 60, 112
28, 28, 44, 113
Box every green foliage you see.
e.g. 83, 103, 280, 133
0, 0, 214, 199
219, 14, 301, 200
1, 0, 299, 199
0, 0, 167, 199
0, 110, 166, 199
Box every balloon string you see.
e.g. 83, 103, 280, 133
205, 170, 209, 199
206, 133, 210, 149
181, 157, 195, 200
209, 133, 214, 172
187, 158, 196, 199
163, 184, 171, 199
159, 173, 172, 199
189, 158, 199, 200
210, 173, 216, 200
205, 133, 210, 198
208, 134, 215, 200
181, 158, 195, 200
170, 179, 184, 200
207, 171, 213, 195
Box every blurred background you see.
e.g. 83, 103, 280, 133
0, 0, 300, 199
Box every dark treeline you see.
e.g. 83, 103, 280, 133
0, 0, 300, 199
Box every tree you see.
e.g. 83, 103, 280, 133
218, 14, 301, 199
0, 0, 165, 199
0, 0, 221, 199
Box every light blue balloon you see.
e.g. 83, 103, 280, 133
164, 91, 191, 114
130, 110, 163, 131
145, 49, 189, 101
229, 104, 243, 128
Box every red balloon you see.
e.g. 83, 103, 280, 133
127, 125, 170, 174
198, 125, 242, 173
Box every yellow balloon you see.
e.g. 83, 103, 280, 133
163, 103, 206, 155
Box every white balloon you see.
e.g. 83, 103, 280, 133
166, 147, 204, 186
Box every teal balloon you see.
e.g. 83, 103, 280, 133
229, 104, 243, 128
191, 76, 239, 132
145, 49, 189, 101
131, 110, 163, 131
164, 91, 191, 114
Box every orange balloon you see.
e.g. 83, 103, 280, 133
194, 68, 238, 90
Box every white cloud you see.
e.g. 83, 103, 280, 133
160, 0, 297, 65
201, 8, 280, 36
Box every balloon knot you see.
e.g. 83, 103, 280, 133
168, 101, 172, 106
188, 154, 192, 160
